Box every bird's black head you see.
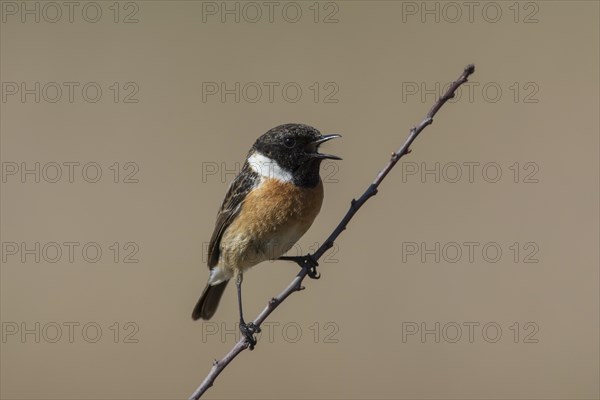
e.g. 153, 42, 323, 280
249, 123, 341, 187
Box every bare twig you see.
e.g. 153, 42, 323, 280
189, 64, 476, 400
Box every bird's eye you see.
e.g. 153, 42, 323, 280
283, 137, 296, 148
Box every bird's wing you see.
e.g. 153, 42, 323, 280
207, 162, 259, 268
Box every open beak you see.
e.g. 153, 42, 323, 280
308, 134, 342, 160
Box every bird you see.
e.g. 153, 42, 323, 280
191, 123, 341, 347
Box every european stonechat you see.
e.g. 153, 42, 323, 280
192, 123, 341, 346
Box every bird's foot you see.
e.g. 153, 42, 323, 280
278, 254, 320, 279
239, 320, 261, 350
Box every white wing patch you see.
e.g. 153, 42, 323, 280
247, 152, 293, 183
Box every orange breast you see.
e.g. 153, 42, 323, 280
220, 178, 324, 270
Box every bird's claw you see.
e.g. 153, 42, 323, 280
303, 255, 320, 279
278, 254, 321, 279
240, 321, 260, 350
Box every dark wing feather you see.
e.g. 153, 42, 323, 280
207, 162, 259, 268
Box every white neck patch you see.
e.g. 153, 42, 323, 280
247, 152, 293, 183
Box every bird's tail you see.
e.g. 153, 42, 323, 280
192, 280, 229, 321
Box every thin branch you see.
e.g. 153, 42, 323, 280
189, 64, 476, 400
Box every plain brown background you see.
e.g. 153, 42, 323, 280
1, 1, 598, 399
